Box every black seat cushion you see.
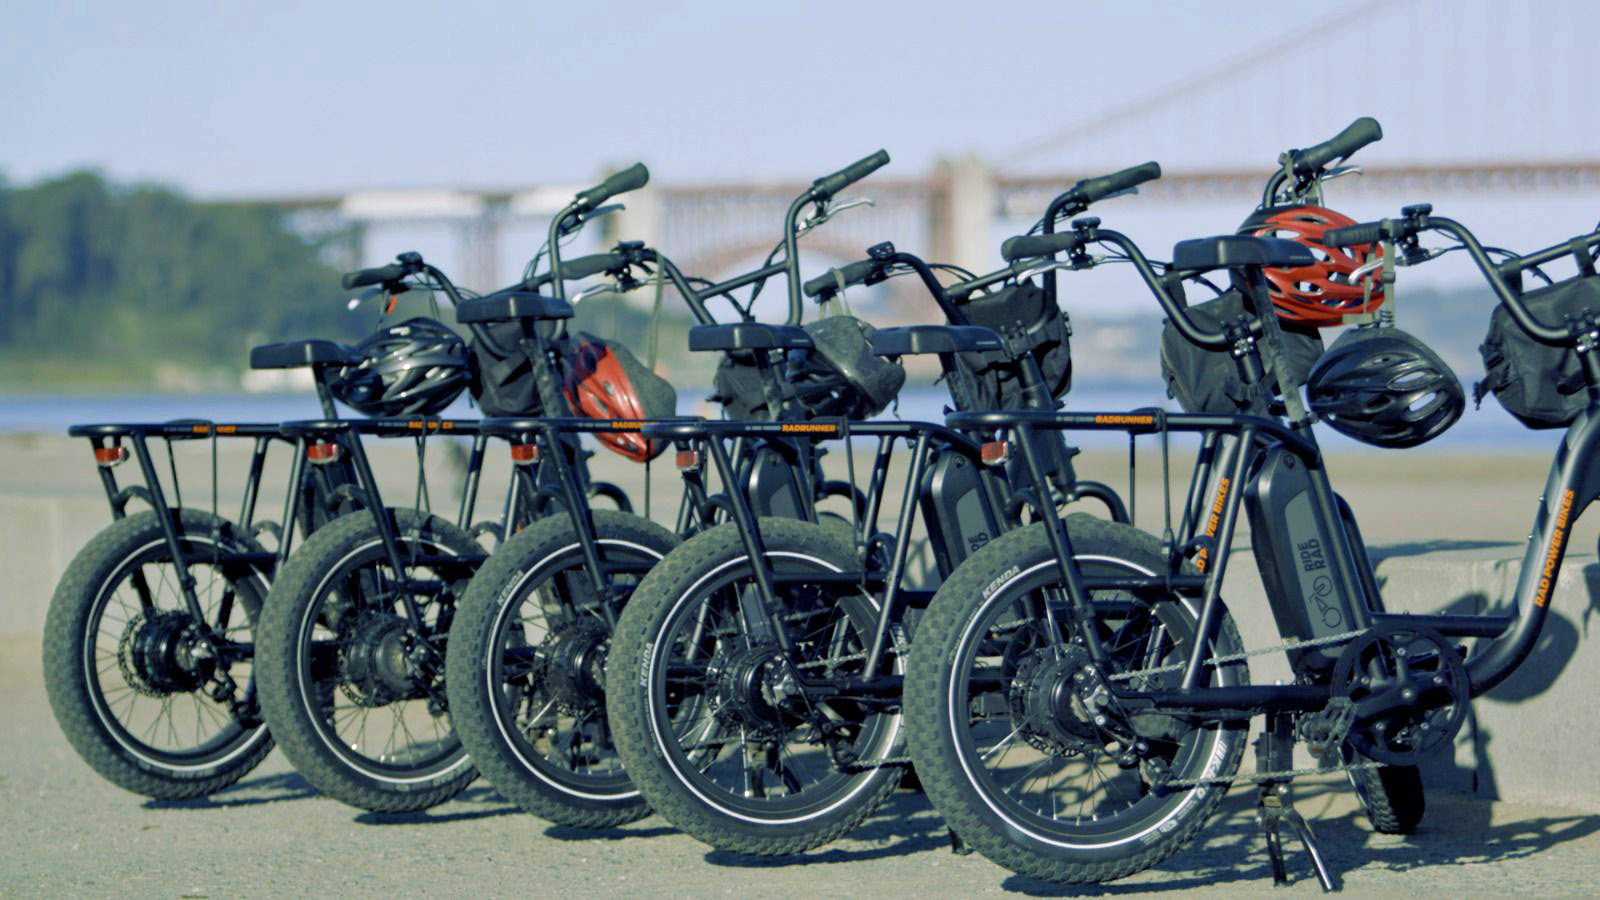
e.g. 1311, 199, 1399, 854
456, 291, 574, 324
688, 323, 813, 352
249, 340, 358, 370
869, 325, 1004, 357
1171, 236, 1315, 273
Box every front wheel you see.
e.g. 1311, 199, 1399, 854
445, 510, 679, 828
256, 508, 481, 812
607, 518, 903, 856
905, 515, 1250, 884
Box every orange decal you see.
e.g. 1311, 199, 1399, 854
1534, 489, 1575, 608
1095, 414, 1155, 426
780, 423, 838, 434
1194, 475, 1230, 573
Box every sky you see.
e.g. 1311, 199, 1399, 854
7, 0, 1592, 197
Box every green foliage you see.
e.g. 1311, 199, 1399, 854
0, 171, 362, 386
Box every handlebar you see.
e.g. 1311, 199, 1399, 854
811, 150, 890, 202
1001, 232, 1079, 264
1323, 221, 1387, 249
1075, 161, 1162, 205
574, 163, 649, 212
802, 259, 879, 299
1289, 117, 1382, 174
341, 262, 412, 290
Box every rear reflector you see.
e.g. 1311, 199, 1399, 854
94, 446, 129, 467
979, 441, 1011, 466
675, 449, 701, 470
510, 444, 540, 465
306, 442, 342, 464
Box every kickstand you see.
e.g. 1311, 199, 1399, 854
1255, 713, 1338, 892
948, 828, 973, 856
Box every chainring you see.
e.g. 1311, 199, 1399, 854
1331, 623, 1469, 766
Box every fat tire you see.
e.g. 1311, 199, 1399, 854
905, 515, 1249, 884
607, 518, 902, 855
42, 509, 273, 800
256, 509, 480, 812
1349, 762, 1425, 834
446, 510, 678, 828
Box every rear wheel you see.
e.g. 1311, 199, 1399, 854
906, 515, 1249, 884
607, 518, 902, 855
43, 510, 272, 800
446, 510, 678, 828
256, 509, 480, 812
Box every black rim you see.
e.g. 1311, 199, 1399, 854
85, 535, 266, 769
294, 536, 466, 780
947, 556, 1227, 845
646, 554, 898, 821
486, 540, 664, 799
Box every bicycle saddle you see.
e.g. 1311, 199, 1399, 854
688, 323, 813, 352
869, 325, 1004, 357
249, 340, 360, 370
455, 291, 575, 324
1170, 236, 1315, 273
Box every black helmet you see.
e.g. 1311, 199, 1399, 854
333, 317, 469, 417
787, 316, 905, 419
1306, 326, 1463, 448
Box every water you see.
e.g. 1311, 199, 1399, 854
0, 384, 1552, 453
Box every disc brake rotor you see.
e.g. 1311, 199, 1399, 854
118, 609, 215, 698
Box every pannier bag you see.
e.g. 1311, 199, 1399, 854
1476, 274, 1600, 429
465, 319, 564, 417
1161, 290, 1324, 415
955, 280, 1072, 410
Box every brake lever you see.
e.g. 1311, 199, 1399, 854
1321, 164, 1364, 182
346, 283, 410, 310
557, 203, 626, 237
571, 282, 616, 305
1013, 259, 1086, 283
796, 197, 876, 237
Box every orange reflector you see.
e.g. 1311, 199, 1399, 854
510, 443, 540, 465
306, 442, 342, 464
979, 440, 1011, 466
675, 449, 701, 470
94, 446, 129, 468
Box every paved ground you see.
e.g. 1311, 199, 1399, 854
4, 635, 1600, 898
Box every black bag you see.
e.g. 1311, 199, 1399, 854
1160, 290, 1324, 415
1477, 275, 1600, 429
955, 280, 1072, 410
708, 316, 907, 421
465, 319, 565, 417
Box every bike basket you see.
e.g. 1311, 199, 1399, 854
465, 319, 564, 417
955, 280, 1072, 410
1160, 289, 1324, 415
1476, 274, 1600, 429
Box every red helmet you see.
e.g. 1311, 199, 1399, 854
563, 334, 677, 462
1238, 205, 1384, 327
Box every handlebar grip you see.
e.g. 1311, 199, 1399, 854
1323, 221, 1387, 248
561, 252, 627, 280
1000, 232, 1079, 263
1075, 161, 1162, 204
576, 162, 649, 211
803, 259, 878, 298
811, 150, 890, 201
341, 263, 410, 290
1293, 117, 1382, 173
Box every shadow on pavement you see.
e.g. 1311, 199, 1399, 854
352, 785, 520, 825
543, 822, 678, 842
997, 784, 1600, 895
144, 770, 318, 810
703, 790, 948, 868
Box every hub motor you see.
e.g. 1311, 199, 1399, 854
538, 618, 612, 714
707, 644, 792, 739
118, 610, 215, 697
1007, 644, 1104, 756
339, 613, 423, 707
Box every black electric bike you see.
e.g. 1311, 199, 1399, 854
903, 202, 1600, 887
443, 151, 914, 829
600, 165, 1152, 856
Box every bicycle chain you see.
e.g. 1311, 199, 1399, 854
1107, 627, 1371, 682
